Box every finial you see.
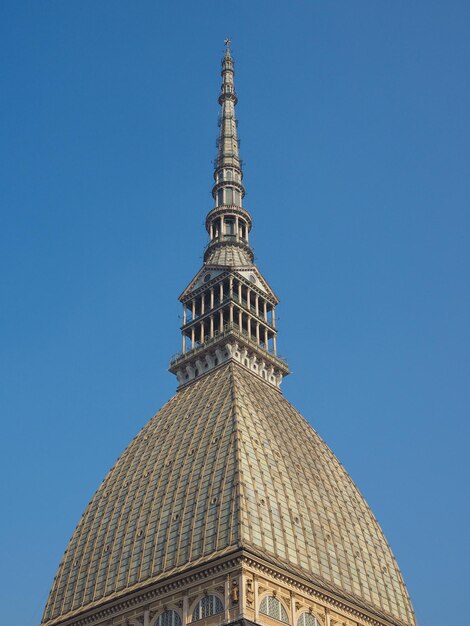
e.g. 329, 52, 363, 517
224, 37, 232, 59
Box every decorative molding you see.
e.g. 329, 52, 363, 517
42, 549, 411, 626
240, 554, 410, 626
171, 334, 287, 389
43, 553, 243, 626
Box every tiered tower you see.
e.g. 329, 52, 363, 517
41, 43, 416, 626
170, 44, 288, 389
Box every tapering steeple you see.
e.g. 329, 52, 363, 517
169, 41, 289, 389
215, 40, 242, 172
205, 38, 252, 265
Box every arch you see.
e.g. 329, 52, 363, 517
191, 594, 224, 622
259, 595, 289, 623
297, 613, 320, 626
152, 610, 182, 626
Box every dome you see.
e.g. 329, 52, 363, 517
42, 363, 415, 626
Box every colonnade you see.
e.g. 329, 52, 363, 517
182, 277, 277, 356
184, 278, 275, 324
209, 214, 249, 242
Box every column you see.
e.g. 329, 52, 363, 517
263, 301, 268, 322
290, 592, 296, 626
183, 303, 187, 325
239, 573, 245, 619
248, 315, 252, 339
210, 288, 214, 309
220, 281, 224, 302
144, 609, 150, 626
230, 303, 234, 324
191, 327, 195, 349
225, 576, 230, 622
238, 282, 242, 304
255, 294, 259, 317
256, 322, 260, 345
238, 309, 243, 332
273, 334, 277, 355
229, 276, 233, 298
235, 216, 239, 240
183, 596, 189, 626
200, 322, 204, 344
264, 328, 268, 350
210, 222, 213, 239
219, 310, 224, 332
192, 299, 196, 321
201, 295, 205, 316
210, 315, 214, 338
247, 288, 251, 312
272, 307, 276, 328
182, 333, 186, 354
254, 576, 259, 622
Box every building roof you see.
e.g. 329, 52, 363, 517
43, 363, 415, 626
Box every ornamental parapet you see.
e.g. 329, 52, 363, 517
205, 205, 252, 231
169, 322, 289, 389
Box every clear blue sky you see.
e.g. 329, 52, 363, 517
1, 2, 468, 625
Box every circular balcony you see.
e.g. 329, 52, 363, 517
205, 205, 252, 231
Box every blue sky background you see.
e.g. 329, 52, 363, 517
1, 2, 469, 625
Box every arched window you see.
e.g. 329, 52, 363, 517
297, 613, 319, 626
259, 596, 289, 623
155, 610, 182, 626
191, 595, 224, 622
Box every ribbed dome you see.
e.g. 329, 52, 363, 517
205, 244, 252, 267
43, 363, 415, 626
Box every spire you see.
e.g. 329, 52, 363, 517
206, 40, 252, 264
169, 43, 289, 389
215, 38, 241, 172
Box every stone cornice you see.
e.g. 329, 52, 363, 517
41, 548, 414, 626
42, 550, 244, 626
239, 551, 413, 626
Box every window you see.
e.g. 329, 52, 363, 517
155, 610, 182, 626
217, 189, 223, 206
297, 614, 319, 626
225, 218, 235, 236
225, 187, 233, 204
259, 596, 289, 623
192, 595, 224, 622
